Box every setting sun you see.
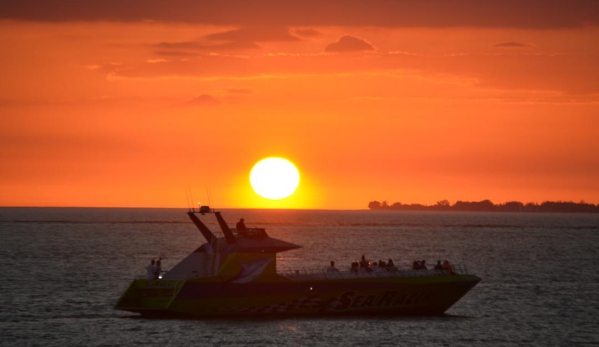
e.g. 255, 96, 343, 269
250, 158, 300, 200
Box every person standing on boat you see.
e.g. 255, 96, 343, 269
359, 255, 373, 273
359, 255, 367, 268
434, 260, 444, 271
236, 218, 248, 235
386, 259, 398, 273
146, 259, 156, 279
443, 260, 455, 275
155, 259, 162, 279
327, 261, 340, 273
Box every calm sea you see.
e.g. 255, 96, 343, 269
1, 208, 598, 346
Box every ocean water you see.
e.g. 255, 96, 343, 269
1, 208, 598, 346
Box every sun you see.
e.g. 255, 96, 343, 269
250, 157, 300, 200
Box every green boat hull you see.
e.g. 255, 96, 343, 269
115, 273, 480, 317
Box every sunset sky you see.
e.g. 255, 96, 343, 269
1, 1, 598, 209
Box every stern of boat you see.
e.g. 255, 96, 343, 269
114, 279, 186, 315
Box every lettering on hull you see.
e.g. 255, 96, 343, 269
143, 281, 179, 289
141, 289, 176, 297
333, 290, 434, 311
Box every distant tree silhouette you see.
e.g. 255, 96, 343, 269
368, 201, 382, 210
503, 201, 524, 212
391, 202, 403, 209
437, 200, 450, 207
367, 199, 599, 213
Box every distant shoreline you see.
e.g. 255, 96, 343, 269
368, 200, 599, 213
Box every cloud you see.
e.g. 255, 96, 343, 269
154, 40, 259, 52
205, 27, 300, 43
295, 28, 322, 38
1, 1, 598, 29
494, 42, 536, 48
155, 27, 298, 54
325, 36, 375, 53
187, 94, 220, 106
89, 49, 599, 96
226, 88, 254, 94
86, 62, 124, 74
153, 50, 198, 57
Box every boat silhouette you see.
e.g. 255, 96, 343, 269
115, 207, 480, 316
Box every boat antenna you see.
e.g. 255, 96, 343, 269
190, 189, 196, 213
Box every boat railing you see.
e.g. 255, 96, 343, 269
278, 264, 470, 281
232, 227, 268, 238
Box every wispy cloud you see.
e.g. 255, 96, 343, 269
226, 88, 254, 94
494, 42, 536, 48
295, 28, 322, 38
153, 50, 198, 57
205, 27, 300, 43
325, 36, 375, 53
187, 94, 220, 106
155, 27, 300, 54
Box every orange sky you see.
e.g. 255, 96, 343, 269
1, 1, 599, 209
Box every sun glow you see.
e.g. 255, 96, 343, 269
250, 158, 300, 200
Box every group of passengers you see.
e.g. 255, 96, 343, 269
413, 259, 455, 274
326, 256, 455, 275
146, 258, 163, 279
345, 255, 400, 274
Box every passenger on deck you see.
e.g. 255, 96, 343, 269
434, 260, 444, 271
327, 261, 340, 274
155, 259, 162, 279
236, 218, 248, 235
378, 260, 386, 268
421, 260, 427, 270
358, 255, 373, 274
386, 259, 398, 272
359, 255, 368, 268
412, 260, 420, 270
146, 259, 156, 279
351, 262, 359, 273
443, 260, 455, 275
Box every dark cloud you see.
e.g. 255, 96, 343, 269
1, 0, 598, 29
226, 89, 254, 94
494, 42, 535, 48
155, 27, 297, 53
187, 94, 220, 106
154, 40, 260, 52
205, 27, 300, 42
325, 36, 375, 53
295, 28, 322, 38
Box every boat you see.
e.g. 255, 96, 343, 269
115, 207, 481, 316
